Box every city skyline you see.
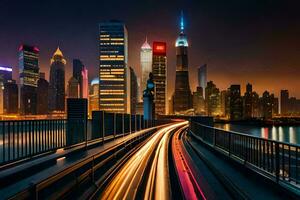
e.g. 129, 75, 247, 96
0, 1, 300, 99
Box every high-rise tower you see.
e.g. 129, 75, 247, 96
152, 42, 167, 116
49, 47, 66, 112
173, 12, 192, 113
99, 20, 129, 113
140, 38, 152, 101
19, 45, 40, 115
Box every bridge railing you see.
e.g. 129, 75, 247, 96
0, 113, 169, 166
190, 121, 300, 188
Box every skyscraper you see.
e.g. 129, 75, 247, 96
152, 42, 167, 116
205, 81, 221, 116
73, 59, 87, 98
19, 45, 40, 115
198, 64, 207, 98
37, 73, 49, 114
229, 85, 243, 120
280, 90, 289, 115
49, 47, 66, 112
173, 12, 192, 113
193, 86, 205, 115
140, 38, 152, 101
99, 20, 128, 113
243, 83, 253, 119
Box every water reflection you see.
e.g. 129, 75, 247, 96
215, 123, 300, 145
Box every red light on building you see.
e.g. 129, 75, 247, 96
153, 42, 166, 56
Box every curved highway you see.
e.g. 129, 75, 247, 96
99, 121, 188, 200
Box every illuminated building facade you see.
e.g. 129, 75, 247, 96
49, 47, 66, 112
229, 85, 243, 120
81, 66, 88, 99
99, 21, 128, 113
205, 81, 221, 116
73, 59, 87, 98
243, 83, 253, 119
0, 66, 13, 83
173, 13, 192, 113
152, 42, 167, 116
140, 38, 152, 101
280, 90, 289, 115
89, 78, 99, 116
19, 45, 40, 115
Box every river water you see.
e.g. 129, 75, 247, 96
214, 123, 300, 145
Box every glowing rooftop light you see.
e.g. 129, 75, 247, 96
0, 66, 12, 72
180, 11, 184, 32
91, 78, 99, 85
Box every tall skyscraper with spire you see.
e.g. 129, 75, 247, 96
173, 12, 192, 113
140, 37, 152, 101
49, 47, 66, 112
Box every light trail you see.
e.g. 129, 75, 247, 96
172, 126, 207, 200
100, 122, 187, 200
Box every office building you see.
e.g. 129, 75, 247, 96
198, 64, 207, 98
99, 20, 128, 113
130, 67, 138, 114
37, 74, 49, 114
152, 41, 167, 116
140, 38, 152, 101
193, 86, 205, 115
243, 83, 253, 119
205, 81, 221, 116
49, 47, 66, 112
173, 13, 192, 113
280, 90, 289, 115
3, 80, 18, 114
220, 90, 230, 118
229, 85, 243, 120
19, 45, 40, 115
68, 77, 80, 98
261, 91, 274, 119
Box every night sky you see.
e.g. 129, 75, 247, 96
0, 0, 300, 99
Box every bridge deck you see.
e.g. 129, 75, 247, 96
0, 127, 158, 199
186, 131, 297, 199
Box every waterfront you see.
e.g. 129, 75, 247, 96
215, 123, 300, 145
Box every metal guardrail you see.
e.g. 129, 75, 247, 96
0, 113, 171, 166
190, 121, 300, 188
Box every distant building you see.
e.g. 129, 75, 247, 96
229, 85, 243, 120
49, 47, 66, 112
130, 67, 138, 114
140, 38, 152, 102
252, 92, 260, 118
81, 66, 88, 99
193, 86, 205, 115
0, 66, 13, 83
0, 82, 4, 114
173, 13, 192, 113
280, 90, 289, 115
37, 75, 49, 114
68, 77, 80, 98
152, 41, 167, 116
4, 80, 18, 114
143, 73, 155, 120
261, 91, 273, 119
243, 83, 253, 119
89, 78, 99, 117
19, 45, 40, 115
73, 59, 84, 96
205, 81, 221, 116
99, 20, 128, 113
198, 64, 207, 98
220, 90, 230, 118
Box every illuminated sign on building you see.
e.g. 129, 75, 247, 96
0, 66, 12, 72
153, 42, 166, 56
